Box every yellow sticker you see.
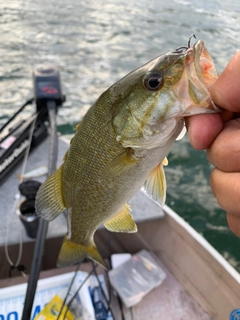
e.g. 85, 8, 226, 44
34, 295, 74, 320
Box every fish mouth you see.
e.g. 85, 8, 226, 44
191, 40, 218, 89
181, 39, 221, 112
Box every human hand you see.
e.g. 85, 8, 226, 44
186, 52, 240, 237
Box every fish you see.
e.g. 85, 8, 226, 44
35, 38, 220, 269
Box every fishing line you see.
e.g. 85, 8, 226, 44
104, 267, 112, 305
63, 266, 97, 319
56, 261, 82, 320
119, 298, 125, 320
60, 233, 114, 319
18, 114, 38, 184
91, 260, 116, 319
4, 192, 23, 268
0, 98, 34, 141
4, 114, 37, 271
130, 307, 135, 320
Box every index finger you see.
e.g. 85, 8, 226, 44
209, 52, 240, 112
186, 113, 223, 150
186, 110, 233, 150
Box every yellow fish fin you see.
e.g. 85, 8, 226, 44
143, 161, 167, 206
101, 149, 139, 179
162, 157, 168, 166
68, 122, 82, 146
74, 122, 81, 131
35, 165, 65, 220
104, 204, 137, 233
57, 236, 107, 269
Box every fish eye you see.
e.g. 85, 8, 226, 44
143, 72, 164, 91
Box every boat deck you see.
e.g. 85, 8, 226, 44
0, 260, 210, 320
113, 259, 210, 320
1, 136, 239, 319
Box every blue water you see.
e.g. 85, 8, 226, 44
1, 0, 240, 271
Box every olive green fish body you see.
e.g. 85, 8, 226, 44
62, 90, 181, 240
36, 40, 220, 268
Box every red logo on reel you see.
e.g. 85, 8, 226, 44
41, 86, 58, 94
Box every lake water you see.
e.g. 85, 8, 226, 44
1, 0, 240, 271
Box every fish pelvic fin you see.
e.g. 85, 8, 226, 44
100, 148, 139, 180
57, 236, 108, 270
104, 204, 137, 233
35, 165, 65, 220
143, 159, 167, 206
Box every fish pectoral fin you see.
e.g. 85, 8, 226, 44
57, 236, 108, 269
143, 161, 167, 206
35, 165, 65, 220
100, 148, 139, 180
104, 204, 137, 233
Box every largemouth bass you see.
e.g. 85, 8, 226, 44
36, 38, 219, 269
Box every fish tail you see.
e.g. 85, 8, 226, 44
57, 236, 108, 269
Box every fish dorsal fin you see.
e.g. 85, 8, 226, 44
35, 165, 65, 220
57, 235, 107, 269
104, 204, 137, 233
143, 160, 167, 206
100, 149, 139, 180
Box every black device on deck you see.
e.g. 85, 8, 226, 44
33, 65, 65, 112
0, 65, 65, 184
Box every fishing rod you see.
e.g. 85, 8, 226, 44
0, 105, 47, 184
0, 97, 34, 136
22, 101, 57, 319
20, 65, 65, 319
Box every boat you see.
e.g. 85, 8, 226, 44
0, 66, 239, 320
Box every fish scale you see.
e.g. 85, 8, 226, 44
63, 96, 135, 233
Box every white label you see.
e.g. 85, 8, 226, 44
0, 136, 16, 150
